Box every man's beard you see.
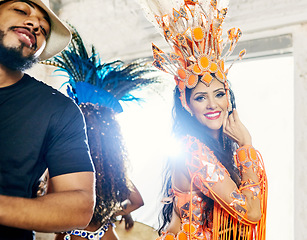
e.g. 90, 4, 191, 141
0, 30, 38, 71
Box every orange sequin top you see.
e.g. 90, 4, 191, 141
157, 135, 267, 240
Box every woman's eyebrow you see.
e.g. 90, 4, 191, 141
194, 88, 225, 95
194, 91, 208, 95
213, 88, 225, 93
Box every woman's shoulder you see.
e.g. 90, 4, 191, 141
182, 135, 229, 178
182, 135, 212, 155
182, 135, 225, 167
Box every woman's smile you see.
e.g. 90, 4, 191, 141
204, 111, 221, 120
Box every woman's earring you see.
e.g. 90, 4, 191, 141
223, 134, 226, 150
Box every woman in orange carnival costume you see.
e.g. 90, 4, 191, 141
139, 0, 268, 239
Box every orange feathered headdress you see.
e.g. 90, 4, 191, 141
140, 0, 246, 113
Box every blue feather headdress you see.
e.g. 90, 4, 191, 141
42, 25, 158, 113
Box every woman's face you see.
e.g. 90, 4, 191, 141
188, 79, 228, 138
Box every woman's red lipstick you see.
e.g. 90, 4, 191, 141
204, 111, 221, 120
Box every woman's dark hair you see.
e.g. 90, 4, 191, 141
158, 83, 240, 234
80, 103, 131, 225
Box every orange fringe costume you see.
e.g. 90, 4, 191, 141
157, 136, 267, 240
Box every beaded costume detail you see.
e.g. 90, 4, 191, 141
157, 136, 267, 240
64, 222, 115, 240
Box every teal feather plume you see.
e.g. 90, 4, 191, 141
41, 24, 158, 113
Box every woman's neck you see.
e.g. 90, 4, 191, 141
211, 129, 220, 140
202, 126, 221, 141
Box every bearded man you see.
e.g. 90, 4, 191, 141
0, 1, 95, 239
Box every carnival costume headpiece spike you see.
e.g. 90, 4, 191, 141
140, 0, 245, 113
42, 24, 158, 112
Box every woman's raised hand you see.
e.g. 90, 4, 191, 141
223, 109, 252, 147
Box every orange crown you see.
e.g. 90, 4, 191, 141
149, 0, 245, 113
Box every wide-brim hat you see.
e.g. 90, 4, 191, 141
0, 0, 71, 60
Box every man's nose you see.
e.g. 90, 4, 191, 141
24, 16, 40, 34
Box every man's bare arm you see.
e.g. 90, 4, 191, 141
0, 171, 95, 232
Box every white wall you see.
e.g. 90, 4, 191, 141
228, 56, 294, 240
293, 23, 307, 240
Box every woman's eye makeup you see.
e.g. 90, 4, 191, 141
194, 95, 206, 101
215, 91, 226, 98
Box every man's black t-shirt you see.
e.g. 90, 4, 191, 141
0, 74, 94, 239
